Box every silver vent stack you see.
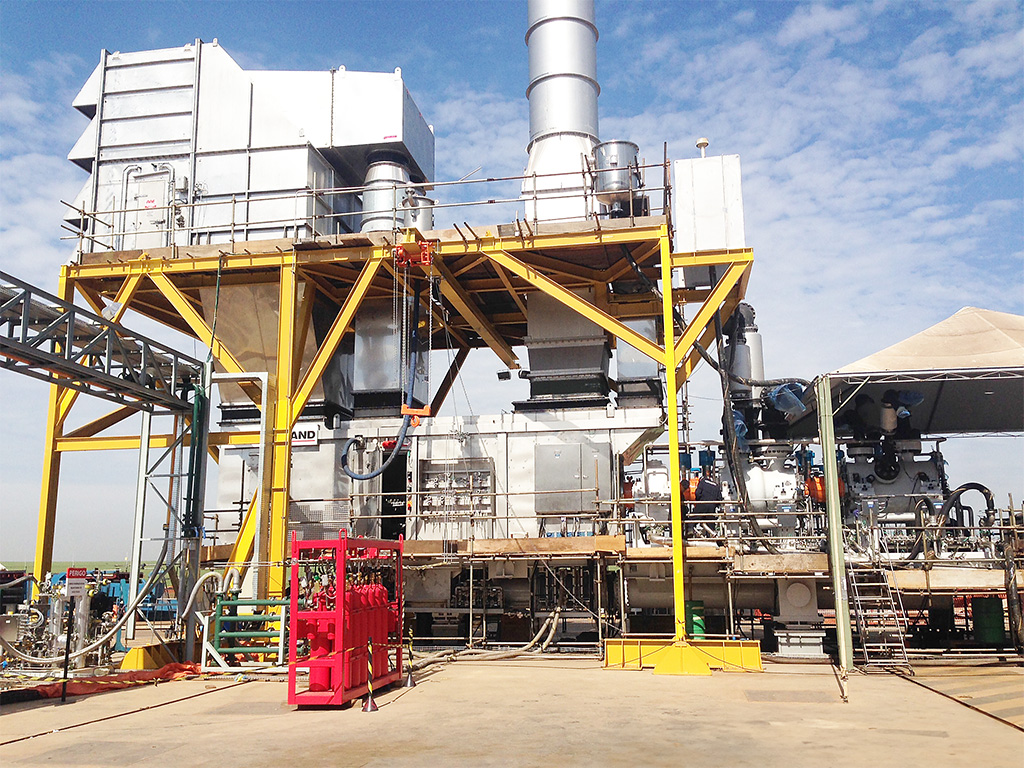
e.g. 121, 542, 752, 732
521, 0, 599, 222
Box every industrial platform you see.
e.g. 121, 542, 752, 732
2, 660, 1021, 767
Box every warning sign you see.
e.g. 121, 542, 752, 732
66, 567, 88, 599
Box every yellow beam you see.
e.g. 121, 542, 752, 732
669, 248, 754, 269
225, 492, 260, 582
599, 241, 660, 283
492, 262, 528, 317
148, 271, 248, 377
291, 254, 384, 426
484, 249, 665, 363
672, 263, 749, 367
34, 268, 72, 591
57, 273, 145, 427
268, 263, 297, 596
56, 430, 260, 452
63, 405, 136, 439
676, 302, 737, 387
659, 236, 687, 641
382, 261, 470, 348
428, 257, 519, 369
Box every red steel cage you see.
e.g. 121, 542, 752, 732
288, 532, 404, 707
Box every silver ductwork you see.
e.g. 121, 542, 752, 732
360, 152, 413, 233
522, 0, 599, 222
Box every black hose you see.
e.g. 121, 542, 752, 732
690, 340, 812, 389
341, 284, 422, 481
907, 496, 938, 561
907, 484, 993, 560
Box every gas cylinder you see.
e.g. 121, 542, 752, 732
308, 618, 332, 692
342, 578, 355, 691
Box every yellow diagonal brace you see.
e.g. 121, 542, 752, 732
63, 405, 136, 439
291, 254, 384, 426
149, 271, 248, 376
492, 262, 528, 316
672, 263, 748, 367
226, 492, 259, 579
484, 249, 665, 363
429, 257, 519, 369
678, 322, 719, 385
670, 249, 753, 269
58, 273, 145, 426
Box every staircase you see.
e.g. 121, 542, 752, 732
848, 565, 912, 672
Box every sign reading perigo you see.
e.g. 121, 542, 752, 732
291, 423, 321, 446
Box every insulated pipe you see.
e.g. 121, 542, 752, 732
179, 570, 223, 621
526, 0, 599, 149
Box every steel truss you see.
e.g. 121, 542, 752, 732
27, 215, 754, 672
0, 270, 203, 410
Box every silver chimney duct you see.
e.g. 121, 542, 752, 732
522, 0, 599, 222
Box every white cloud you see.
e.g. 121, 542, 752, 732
776, 4, 868, 48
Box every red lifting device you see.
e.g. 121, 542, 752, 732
288, 531, 404, 707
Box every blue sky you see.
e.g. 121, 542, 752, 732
1, 0, 1022, 561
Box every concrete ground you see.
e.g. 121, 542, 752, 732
2, 658, 1022, 768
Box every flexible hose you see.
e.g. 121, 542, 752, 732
907, 497, 938, 561
0, 573, 37, 591
341, 284, 422, 481
179, 570, 223, 621
907, 484, 994, 560
0, 539, 172, 665
408, 609, 560, 671
690, 339, 811, 389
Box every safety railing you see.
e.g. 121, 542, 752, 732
200, 596, 288, 671
61, 161, 671, 258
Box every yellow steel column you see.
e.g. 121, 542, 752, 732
32, 268, 73, 591
659, 235, 687, 642
267, 259, 297, 597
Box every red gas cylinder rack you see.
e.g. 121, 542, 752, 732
288, 531, 404, 707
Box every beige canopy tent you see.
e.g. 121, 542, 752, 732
788, 307, 1024, 437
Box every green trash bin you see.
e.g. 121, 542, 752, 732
685, 600, 705, 640
972, 596, 1005, 647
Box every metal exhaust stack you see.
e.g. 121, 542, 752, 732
517, 0, 614, 409
522, 0, 599, 222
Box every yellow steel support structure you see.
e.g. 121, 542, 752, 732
32, 216, 761, 628
604, 244, 761, 675
266, 262, 297, 597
